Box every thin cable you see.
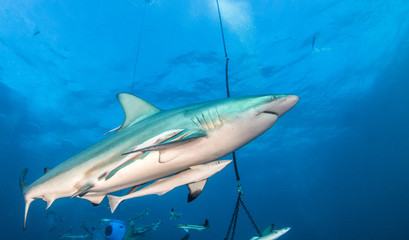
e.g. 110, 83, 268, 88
131, 1, 147, 93
216, 0, 240, 181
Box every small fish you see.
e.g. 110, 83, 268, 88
175, 219, 209, 233
33, 30, 41, 36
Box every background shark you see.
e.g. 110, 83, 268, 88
249, 225, 291, 240
175, 219, 210, 233
20, 93, 298, 229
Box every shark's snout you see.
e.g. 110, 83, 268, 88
268, 95, 299, 117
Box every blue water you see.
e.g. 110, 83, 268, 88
1, 0, 409, 239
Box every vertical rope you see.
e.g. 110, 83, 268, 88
216, 0, 240, 182
131, 1, 147, 93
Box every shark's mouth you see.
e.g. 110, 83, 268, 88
262, 111, 278, 116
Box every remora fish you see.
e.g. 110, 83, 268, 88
175, 219, 210, 232
107, 160, 232, 212
20, 93, 299, 229
250, 225, 291, 240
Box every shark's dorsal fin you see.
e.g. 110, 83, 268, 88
187, 179, 207, 202
262, 224, 274, 236
117, 93, 161, 130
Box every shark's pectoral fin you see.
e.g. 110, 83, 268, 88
157, 129, 207, 163
186, 179, 207, 202
100, 129, 185, 180
79, 194, 106, 206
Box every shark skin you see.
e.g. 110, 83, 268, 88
20, 93, 299, 229
107, 160, 232, 213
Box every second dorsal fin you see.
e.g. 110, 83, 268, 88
117, 93, 161, 130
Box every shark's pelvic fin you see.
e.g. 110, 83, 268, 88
79, 194, 106, 206
117, 93, 161, 131
187, 179, 207, 202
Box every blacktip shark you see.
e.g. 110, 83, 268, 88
175, 219, 210, 233
20, 93, 299, 229
250, 225, 291, 240
107, 160, 232, 212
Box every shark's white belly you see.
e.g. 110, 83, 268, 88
88, 116, 273, 195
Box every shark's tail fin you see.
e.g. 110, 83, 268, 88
19, 168, 33, 231
107, 195, 123, 213
204, 219, 210, 228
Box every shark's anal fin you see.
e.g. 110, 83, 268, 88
187, 179, 207, 202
